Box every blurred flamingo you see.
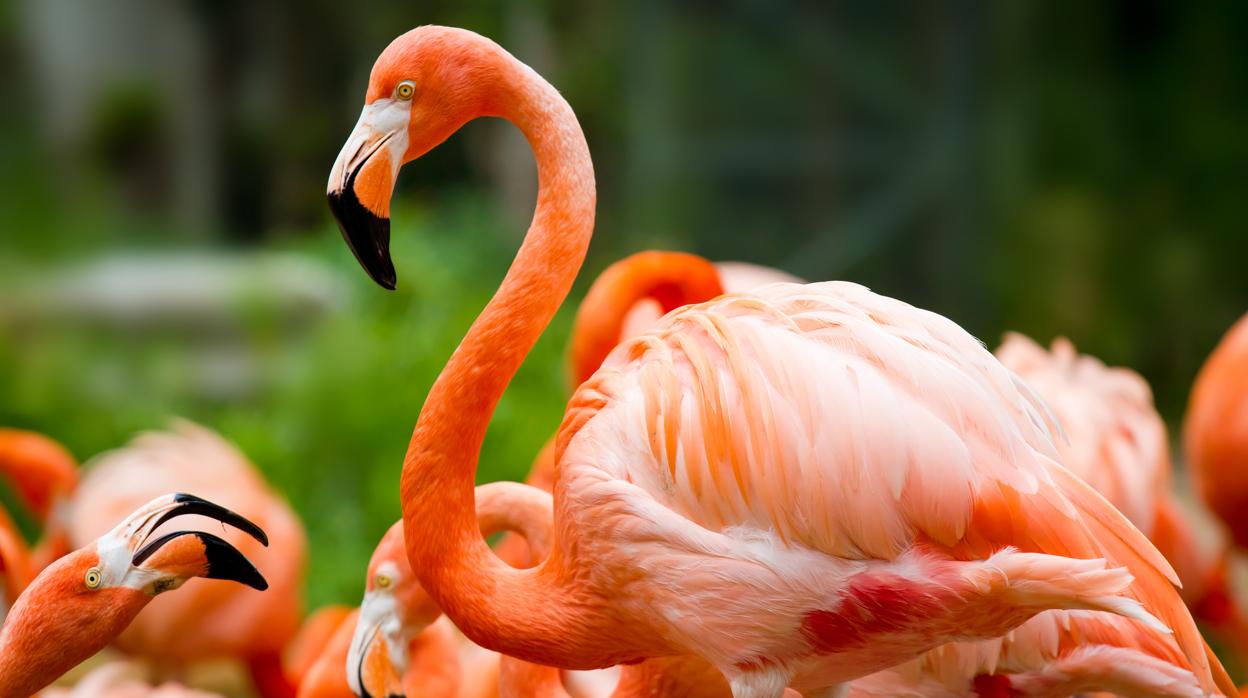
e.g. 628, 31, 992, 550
0, 507, 33, 625
292, 608, 358, 698
0, 493, 269, 696
282, 604, 355, 692
999, 333, 1248, 652
347, 480, 553, 698
1186, 313, 1248, 547
41, 660, 226, 698
0, 428, 79, 573
326, 25, 1231, 696
66, 421, 307, 698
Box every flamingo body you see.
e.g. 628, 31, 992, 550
553, 281, 1209, 690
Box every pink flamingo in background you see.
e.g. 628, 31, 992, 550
999, 334, 1248, 648
0, 493, 269, 696
1186, 314, 1248, 547
41, 660, 227, 698
325, 25, 1232, 696
67, 421, 307, 698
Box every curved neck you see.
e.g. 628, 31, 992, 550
400, 54, 601, 663
568, 251, 723, 386
0, 430, 78, 521
476, 481, 554, 565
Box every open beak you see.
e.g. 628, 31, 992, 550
112, 493, 269, 591
327, 100, 411, 291
347, 592, 406, 698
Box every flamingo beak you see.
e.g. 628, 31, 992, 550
348, 590, 406, 698
327, 99, 411, 291
110, 493, 270, 593
348, 624, 404, 698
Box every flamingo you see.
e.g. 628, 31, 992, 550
843, 333, 1224, 696
846, 611, 1208, 697
998, 334, 1248, 643
326, 26, 1231, 696
294, 608, 360, 698
507, 250, 800, 532
0, 428, 79, 573
0, 493, 269, 696
40, 660, 226, 698
1186, 313, 1248, 548
66, 421, 307, 698
347, 480, 553, 698
283, 605, 356, 691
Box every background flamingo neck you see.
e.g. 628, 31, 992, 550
0, 429, 78, 521
475, 481, 554, 564
568, 251, 724, 386
399, 54, 596, 659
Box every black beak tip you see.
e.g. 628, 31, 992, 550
327, 183, 397, 291
198, 532, 269, 591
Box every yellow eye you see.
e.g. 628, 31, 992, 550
395, 81, 415, 100
85, 568, 102, 590
375, 573, 392, 590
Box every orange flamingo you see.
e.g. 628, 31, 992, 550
0, 428, 79, 573
326, 26, 1231, 696
293, 608, 360, 698
0, 509, 33, 625
0, 493, 268, 696
288, 482, 555, 698
283, 605, 355, 691
66, 421, 306, 698
347, 480, 553, 698
1186, 313, 1248, 547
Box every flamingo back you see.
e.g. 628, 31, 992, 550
556, 281, 1227, 692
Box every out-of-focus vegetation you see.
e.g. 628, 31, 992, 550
1, 1, 1246, 609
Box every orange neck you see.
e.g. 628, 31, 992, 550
0, 512, 33, 611
568, 251, 723, 386
0, 430, 78, 522
399, 50, 606, 664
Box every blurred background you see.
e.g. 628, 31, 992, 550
1, 0, 1245, 610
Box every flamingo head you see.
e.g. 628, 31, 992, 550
348, 520, 441, 698
327, 26, 513, 290
0, 493, 269, 696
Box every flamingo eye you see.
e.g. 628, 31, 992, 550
395, 81, 416, 100
375, 573, 393, 590
84, 567, 103, 590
